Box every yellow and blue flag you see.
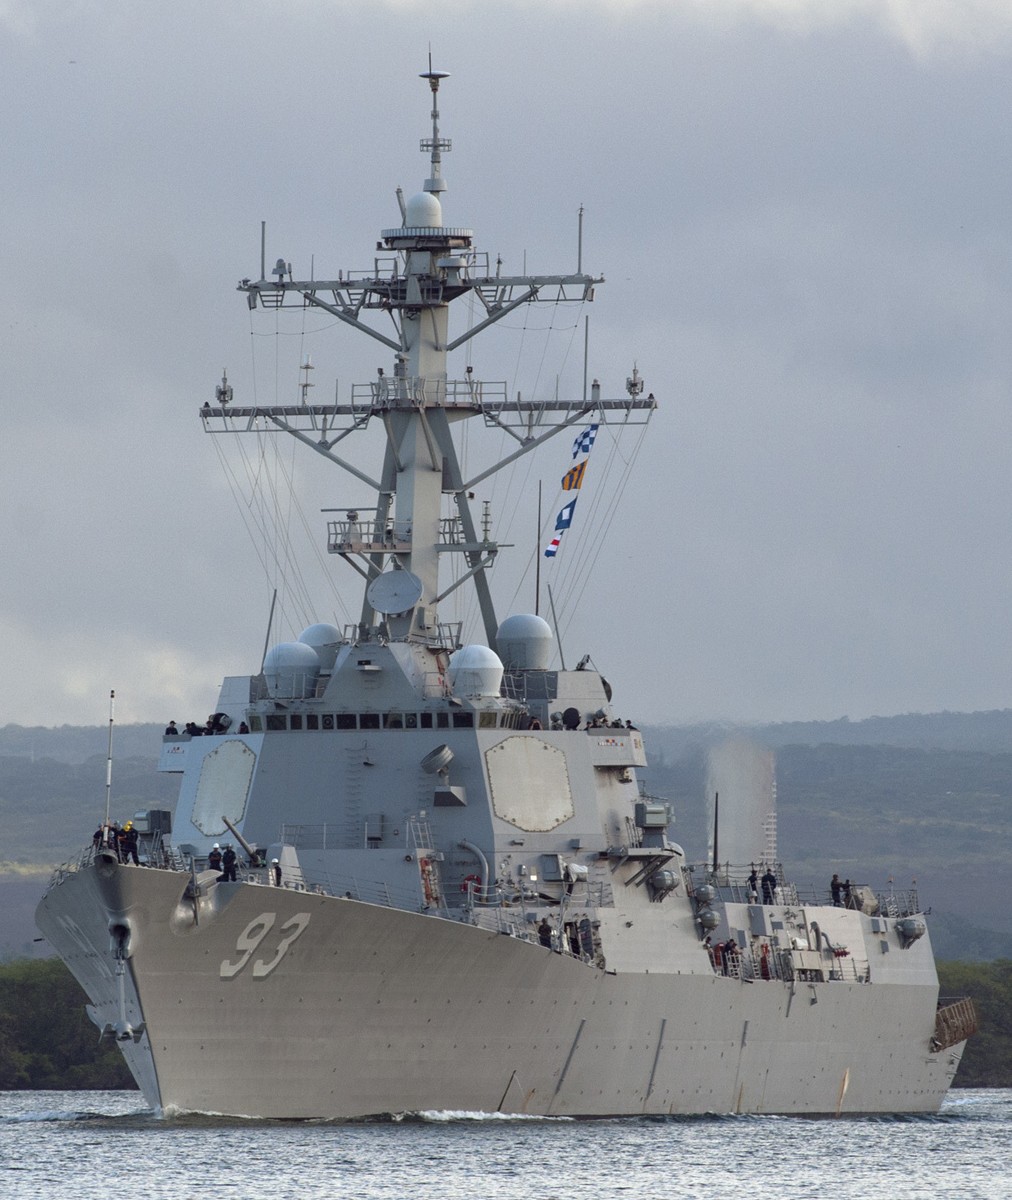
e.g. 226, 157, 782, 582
562, 460, 587, 491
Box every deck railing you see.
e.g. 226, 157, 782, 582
686, 862, 920, 916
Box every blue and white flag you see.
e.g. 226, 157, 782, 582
545, 428, 597, 558
555, 498, 578, 530
571, 424, 599, 459
544, 497, 578, 557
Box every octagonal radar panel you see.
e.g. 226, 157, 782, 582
486, 737, 574, 831
367, 570, 423, 615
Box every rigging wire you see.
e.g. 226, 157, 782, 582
198, 313, 355, 647
450, 261, 585, 637
554, 418, 652, 649
455, 304, 587, 636
501, 310, 586, 616
218, 285, 631, 656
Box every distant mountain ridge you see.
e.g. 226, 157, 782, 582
642, 709, 1012, 759
0, 722, 166, 766
3, 710, 1012, 962
6, 708, 1012, 766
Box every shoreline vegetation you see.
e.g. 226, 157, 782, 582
1, 958, 1008, 1092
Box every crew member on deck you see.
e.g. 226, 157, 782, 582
123, 822, 140, 865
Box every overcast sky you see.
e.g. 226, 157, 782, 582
3, 0, 1012, 729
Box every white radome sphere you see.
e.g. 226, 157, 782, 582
448, 644, 504, 699
405, 191, 443, 228
496, 613, 553, 671
298, 623, 343, 671
263, 641, 320, 698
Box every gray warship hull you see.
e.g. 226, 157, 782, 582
36, 70, 975, 1118
37, 853, 967, 1118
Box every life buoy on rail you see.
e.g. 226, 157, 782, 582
419, 857, 439, 908
460, 873, 482, 894
760, 942, 771, 980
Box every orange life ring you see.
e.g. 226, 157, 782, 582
460, 873, 482, 893
419, 858, 438, 907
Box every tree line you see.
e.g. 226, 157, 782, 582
0, 957, 1007, 1092
937, 960, 1012, 1087
0, 958, 133, 1089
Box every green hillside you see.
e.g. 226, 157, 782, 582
639, 728, 1012, 958
4, 715, 1012, 961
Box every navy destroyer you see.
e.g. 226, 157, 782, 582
37, 71, 976, 1117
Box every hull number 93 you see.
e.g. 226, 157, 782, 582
220, 912, 311, 980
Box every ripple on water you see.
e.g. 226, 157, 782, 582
1, 1090, 1010, 1200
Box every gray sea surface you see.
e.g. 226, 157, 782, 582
1, 1089, 1008, 1199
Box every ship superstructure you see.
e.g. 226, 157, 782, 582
37, 72, 975, 1118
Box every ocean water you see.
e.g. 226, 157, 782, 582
1, 1089, 1009, 1199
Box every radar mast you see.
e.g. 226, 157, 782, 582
205, 71, 656, 648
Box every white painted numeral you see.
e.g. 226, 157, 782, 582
253, 913, 311, 977
220, 912, 311, 979
220, 913, 276, 978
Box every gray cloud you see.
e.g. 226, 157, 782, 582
3, 1, 1012, 725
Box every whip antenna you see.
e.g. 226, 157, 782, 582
104, 689, 115, 827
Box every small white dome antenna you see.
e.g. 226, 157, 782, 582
419, 55, 451, 195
